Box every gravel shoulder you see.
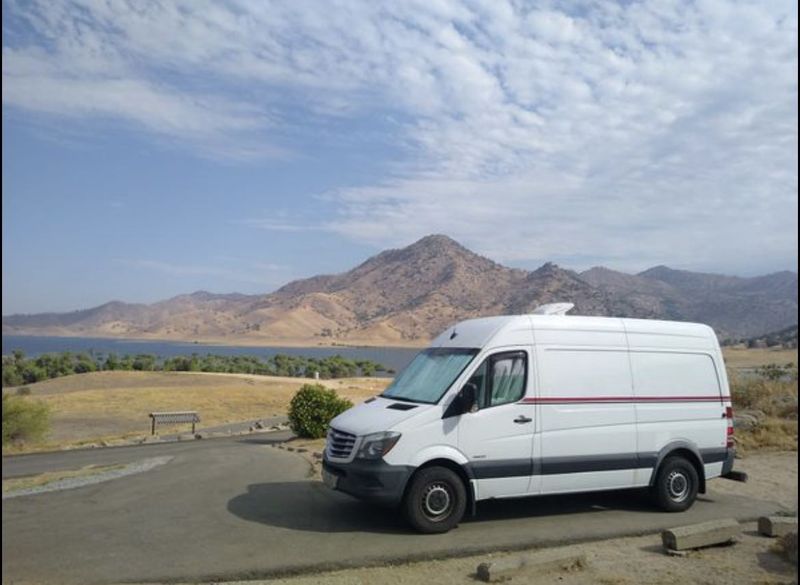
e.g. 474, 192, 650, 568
2, 456, 173, 499
215, 520, 796, 585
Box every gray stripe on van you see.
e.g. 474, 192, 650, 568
470, 459, 532, 479
467, 448, 729, 479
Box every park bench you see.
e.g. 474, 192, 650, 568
148, 411, 200, 435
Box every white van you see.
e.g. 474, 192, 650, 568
322, 304, 741, 533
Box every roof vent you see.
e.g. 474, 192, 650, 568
531, 302, 575, 316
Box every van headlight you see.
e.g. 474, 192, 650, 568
356, 432, 401, 460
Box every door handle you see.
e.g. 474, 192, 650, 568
514, 415, 532, 424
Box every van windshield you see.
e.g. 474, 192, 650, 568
381, 348, 478, 404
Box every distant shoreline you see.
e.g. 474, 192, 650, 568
1, 331, 428, 351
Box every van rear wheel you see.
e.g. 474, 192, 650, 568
403, 466, 466, 533
652, 456, 699, 512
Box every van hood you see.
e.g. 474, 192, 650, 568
329, 395, 432, 436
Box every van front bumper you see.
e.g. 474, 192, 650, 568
322, 456, 413, 506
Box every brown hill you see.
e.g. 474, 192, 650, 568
3, 235, 797, 345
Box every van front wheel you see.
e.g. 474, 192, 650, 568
652, 456, 699, 512
403, 466, 466, 533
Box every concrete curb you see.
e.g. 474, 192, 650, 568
661, 518, 741, 551
758, 516, 798, 537
477, 549, 587, 582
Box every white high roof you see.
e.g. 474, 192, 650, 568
430, 311, 717, 351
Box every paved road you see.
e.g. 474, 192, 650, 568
2, 438, 790, 585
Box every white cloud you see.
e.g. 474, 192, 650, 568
3, 0, 797, 272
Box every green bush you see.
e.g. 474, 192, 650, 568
287, 384, 353, 439
2, 393, 50, 446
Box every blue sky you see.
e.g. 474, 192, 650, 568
2, 0, 798, 314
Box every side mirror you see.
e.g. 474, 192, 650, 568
442, 382, 479, 419
460, 383, 478, 414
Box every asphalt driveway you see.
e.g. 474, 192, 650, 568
2, 437, 790, 584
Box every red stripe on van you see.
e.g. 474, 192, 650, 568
518, 395, 724, 404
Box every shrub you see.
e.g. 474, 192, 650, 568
2, 393, 50, 446
287, 384, 353, 439
756, 363, 795, 381
15, 386, 31, 396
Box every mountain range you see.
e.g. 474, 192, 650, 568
3, 235, 797, 346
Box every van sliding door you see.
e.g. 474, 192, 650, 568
534, 345, 638, 494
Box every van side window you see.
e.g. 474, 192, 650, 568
463, 351, 527, 409
466, 361, 488, 407
489, 353, 526, 407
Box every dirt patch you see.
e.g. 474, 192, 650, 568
709, 451, 798, 511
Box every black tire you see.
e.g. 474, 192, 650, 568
402, 466, 467, 533
652, 456, 699, 512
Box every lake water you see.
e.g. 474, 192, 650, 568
1, 335, 420, 375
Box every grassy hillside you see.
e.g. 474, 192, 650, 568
722, 347, 797, 369
3, 371, 388, 453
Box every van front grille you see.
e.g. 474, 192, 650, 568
327, 427, 357, 460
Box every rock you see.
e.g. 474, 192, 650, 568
313, 452, 323, 459
758, 516, 798, 538
254, 420, 265, 429
734, 411, 762, 430
661, 519, 741, 551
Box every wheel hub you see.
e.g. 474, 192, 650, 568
667, 470, 689, 502
422, 483, 452, 519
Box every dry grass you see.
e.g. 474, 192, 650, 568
2, 371, 389, 454
734, 418, 798, 452
722, 347, 798, 369
729, 372, 798, 453
2, 463, 126, 493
